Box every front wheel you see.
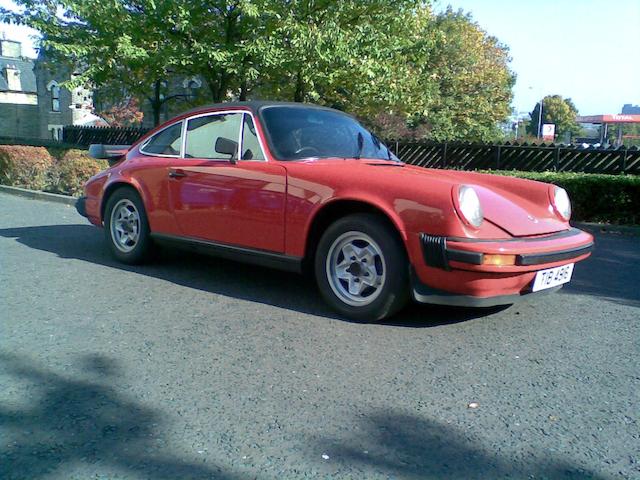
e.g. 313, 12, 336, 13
104, 187, 153, 264
315, 214, 409, 321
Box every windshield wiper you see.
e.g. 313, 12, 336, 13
371, 133, 394, 162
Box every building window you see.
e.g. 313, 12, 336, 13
51, 85, 60, 112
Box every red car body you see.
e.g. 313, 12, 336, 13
78, 102, 593, 311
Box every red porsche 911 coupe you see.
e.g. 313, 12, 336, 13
77, 102, 593, 321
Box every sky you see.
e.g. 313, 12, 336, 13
1, 0, 639, 116
435, 0, 640, 116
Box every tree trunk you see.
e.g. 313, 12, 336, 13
294, 71, 304, 102
239, 78, 248, 101
207, 72, 229, 103
150, 80, 162, 126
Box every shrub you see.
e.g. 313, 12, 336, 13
0, 145, 55, 191
48, 149, 108, 196
484, 170, 640, 225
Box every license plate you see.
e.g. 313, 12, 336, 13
532, 263, 574, 292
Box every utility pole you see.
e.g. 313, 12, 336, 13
537, 98, 544, 139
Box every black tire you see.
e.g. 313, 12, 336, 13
103, 186, 153, 264
314, 213, 409, 322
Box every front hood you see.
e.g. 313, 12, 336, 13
303, 159, 568, 237
415, 168, 566, 236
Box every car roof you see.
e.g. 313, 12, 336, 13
182, 101, 349, 117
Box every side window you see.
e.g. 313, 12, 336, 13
241, 114, 265, 160
142, 122, 183, 156
185, 113, 242, 159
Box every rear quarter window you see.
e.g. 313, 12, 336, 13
141, 122, 183, 156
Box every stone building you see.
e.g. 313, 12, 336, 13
0, 38, 98, 140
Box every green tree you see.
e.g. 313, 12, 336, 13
3, 1, 515, 138
417, 8, 515, 141
526, 94, 580, 140
255, 1, 424, 112
368, 8, 515, 142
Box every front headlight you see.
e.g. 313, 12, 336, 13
552, 186, 571, 220
457, 185, 483, 228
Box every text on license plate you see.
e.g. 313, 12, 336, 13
532, 263, 574, 292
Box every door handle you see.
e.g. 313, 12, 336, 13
169, 169, 187, 179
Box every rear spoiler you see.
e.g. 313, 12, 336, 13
89, 144, 131, 166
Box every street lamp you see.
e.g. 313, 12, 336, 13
527, 87, 544, 139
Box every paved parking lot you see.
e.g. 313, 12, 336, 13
1, 192, 638, 479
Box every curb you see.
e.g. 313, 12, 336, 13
0, 185, 77, 206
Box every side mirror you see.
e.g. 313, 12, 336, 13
215, 137, 238, 164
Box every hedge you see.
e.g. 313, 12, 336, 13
48, 149, 108, 197
0, 147, 638, 225
0, 145, 55, 191
0, 145, 107, 196
483, 170, 640, 225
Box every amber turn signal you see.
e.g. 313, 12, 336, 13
482, 254, 516, 266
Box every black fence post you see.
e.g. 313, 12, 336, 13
442, 143, 448, 169
555, 146, 561, 172
495, 145, 501, 170
622, 147, 628, 174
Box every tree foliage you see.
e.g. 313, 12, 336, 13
606, 123, 640, 147
99, 97, 144, 127
527, 95, 580, 139
2, 1, 515, 139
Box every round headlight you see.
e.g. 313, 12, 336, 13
457, 185, 483, 228
553, 186, 571, 220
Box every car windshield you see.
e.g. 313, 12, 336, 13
261, 106, 399, 161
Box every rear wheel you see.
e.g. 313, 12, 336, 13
315, 214, 409, 321
104, 187, 153, 264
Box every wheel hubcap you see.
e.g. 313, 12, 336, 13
326, 231, 386, 306
110, 199, 140, 253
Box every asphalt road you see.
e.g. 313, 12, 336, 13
1, 192, 638, 480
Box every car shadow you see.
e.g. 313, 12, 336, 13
0, 352, 241, 480
0, 224, 531, 326
308, 410, 610, 479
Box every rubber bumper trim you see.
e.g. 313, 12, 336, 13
516, 242, 594, 266
76, 196, 88, 218
421, 231, 593, 269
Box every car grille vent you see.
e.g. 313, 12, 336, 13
420, 233, 449, 270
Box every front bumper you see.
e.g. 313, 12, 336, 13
410, 227, 594, 304
412, 269, 561, 307
420, 228, 594, 271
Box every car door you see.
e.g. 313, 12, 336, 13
168, 110, 287, 253
133, 120, 185, 236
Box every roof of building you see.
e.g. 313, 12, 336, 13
576, 114, 640, 124
0, 56, 37, 93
